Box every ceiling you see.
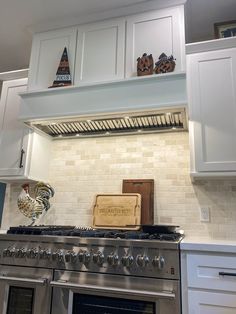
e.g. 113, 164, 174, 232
0, 0, 236, 73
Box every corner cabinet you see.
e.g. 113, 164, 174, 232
181, 250, 236, 314
187, 38, 236, 178
0, 78, 51, 182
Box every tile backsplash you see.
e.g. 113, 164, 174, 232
2, 132, 236, 239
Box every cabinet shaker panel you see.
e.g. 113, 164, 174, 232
188, 46, 236, 173
0, 79, 29, 177
0, 78, 51, 181
126, 6, 185, 77
189, 290, 236, 314
75, 18, 125, 84
28, 27, 77, 90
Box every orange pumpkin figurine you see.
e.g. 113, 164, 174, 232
137, 53, 154, 76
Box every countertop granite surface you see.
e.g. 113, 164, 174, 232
181, 236, 236, 253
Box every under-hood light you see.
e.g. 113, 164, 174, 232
29, 108, 188, 139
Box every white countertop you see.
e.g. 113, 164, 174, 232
181, 237, 236, 253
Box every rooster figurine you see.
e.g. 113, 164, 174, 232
17, 182, 55, 222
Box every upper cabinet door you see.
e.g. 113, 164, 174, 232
0, 78, 52, 182
0, 79, 29, 177
188, 47, 236, 172
74, 18, 125, 84
125, 6, 186, 77
28, 27, 77, 90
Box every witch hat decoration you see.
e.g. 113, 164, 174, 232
49, 47, 72, 88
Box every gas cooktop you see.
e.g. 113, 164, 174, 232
6, 225, 184, 242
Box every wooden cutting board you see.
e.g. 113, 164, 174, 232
122, 179, 154, 225
92, 193, 141, 230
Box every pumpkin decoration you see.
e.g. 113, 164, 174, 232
137, 53, 154, 76
154, 53, 176, 74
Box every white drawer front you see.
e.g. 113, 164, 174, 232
187, 253, 236, 292
188, 290, 236, 314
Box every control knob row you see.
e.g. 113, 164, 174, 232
121, 254, 165, 269
2, 247, 165, 269
3, 247, 27, 258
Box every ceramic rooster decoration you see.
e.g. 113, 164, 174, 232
17, 182, 55, 223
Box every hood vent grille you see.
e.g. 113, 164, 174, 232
29, 109, 188, 138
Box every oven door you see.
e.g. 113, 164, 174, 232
51, 270, 180, 314
0, 265, 52, 314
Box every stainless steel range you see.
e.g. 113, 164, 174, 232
0, 226, 183, 314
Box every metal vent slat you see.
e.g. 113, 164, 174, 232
33, 110, 187, 138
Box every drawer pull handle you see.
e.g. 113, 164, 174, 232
0, 275, 48, 285
19, 149, 25, 168
219, 272, 236, 277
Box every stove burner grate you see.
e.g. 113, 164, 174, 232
6, 225, 183, 241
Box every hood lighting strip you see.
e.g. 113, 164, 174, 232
31, 110, 187, 138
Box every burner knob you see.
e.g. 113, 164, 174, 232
84, 251, 91, 264
9, 248, 16, 257
3, 247, 15, 257
15, 248, 27, 258
27, 248, 39, 259
136, 255, 149, 268
78, 250, 85, 263
93, 251, 104, 266
52, 250, 64, 262
121, 255, 134, 268
65, 251, 71, 263
107, 254, 119, 266
39, 249, 51, 260
71, 252, 77, 263
78, 250, 90, 264
152, 256, 165, 269
18, 248, 27, 258
65, 251, 77, 263
3, 248, 11, 257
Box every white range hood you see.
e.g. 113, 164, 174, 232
19, 72, 188, 138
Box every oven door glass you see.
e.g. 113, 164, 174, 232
0, 265, 52, 314
7, 286, 34, 314
72, 293, 155, 314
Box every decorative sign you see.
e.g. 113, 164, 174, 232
214, 20, 236, 38
49, 47, 72, 88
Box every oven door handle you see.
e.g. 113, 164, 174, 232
50, 281, 175, 299
0, 275, 48, 286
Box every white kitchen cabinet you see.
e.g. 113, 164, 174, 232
0, 78, 51, 182
181, 250, 236, 314
125, 5, 186, 77
187, 38, 236, 178
27, 5, 186, 88
28, 27, 77, 90
75, 18, 125, 84
189, 290, 236, 313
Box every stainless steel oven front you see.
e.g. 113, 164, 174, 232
0, 265, 52, 314
51, 270, 180, 314
0, 229, 182, 314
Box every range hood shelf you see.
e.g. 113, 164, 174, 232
19, 71, 187, 138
